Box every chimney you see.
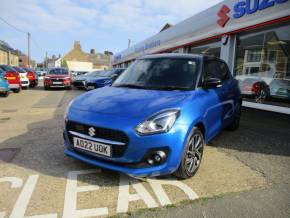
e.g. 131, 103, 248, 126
74, 41, 81, 50
90, 49, 95, 54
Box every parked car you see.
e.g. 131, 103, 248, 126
0, 69, 10, 97
44, 68, 72, 90
63, 54, 242, 179
85, 68, 126, 90
23, 68, 38, 88
72, 71, 102, 89
269, 79, 290, 100
0, 65, 21, 93
71, 71, 88, 80
35, 68, 47, 77
239, 78, 269, 103
12, 67, 30, 89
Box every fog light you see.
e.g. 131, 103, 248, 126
147, 150, 167, 165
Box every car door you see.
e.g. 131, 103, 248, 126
198, 60, 229, 140
217, 61, 237, 127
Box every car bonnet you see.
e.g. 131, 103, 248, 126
71, 86, 191, 118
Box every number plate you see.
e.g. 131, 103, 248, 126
53, 82, 63, 85
88, 86, 95, 89
73, 137, 111, 157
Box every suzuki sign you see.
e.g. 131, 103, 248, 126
217, 0, 289, 27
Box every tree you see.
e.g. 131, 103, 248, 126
61, 59, 68, 68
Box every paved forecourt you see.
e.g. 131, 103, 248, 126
0, 87, 266, 217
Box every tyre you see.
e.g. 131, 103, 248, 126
174, 127, 204, 179
227, 103, 241, 131
13, 88, 21, 93
4, 91, 9, 97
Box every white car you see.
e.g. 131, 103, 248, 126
13, 67, 30, 89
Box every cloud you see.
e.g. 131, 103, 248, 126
0, 0, 223, 61
0, 0, 223, 35
0, 0, 98, 32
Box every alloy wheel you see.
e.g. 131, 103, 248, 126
185, 133, 203, 174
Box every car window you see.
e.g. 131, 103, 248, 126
204, 60, 230, 81
219, 62, 230, 81
0, 65, 15, 72
114, 58, 199, 90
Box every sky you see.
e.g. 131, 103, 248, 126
0, 0, 223, 63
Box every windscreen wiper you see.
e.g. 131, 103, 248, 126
113, 84, 146, 89
148, 86, 191, 91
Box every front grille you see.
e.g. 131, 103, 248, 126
51, 78, 64, 82
86, 82, 96, 87
66, 121, 129, 157
73, 81, 84, 87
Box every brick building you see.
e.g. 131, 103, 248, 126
0, 40, 19, 66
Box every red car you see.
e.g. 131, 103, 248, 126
23, 67, 38, 88
44, 68, 72, 90
0, 65, 21, 93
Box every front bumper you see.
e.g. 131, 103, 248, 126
63, 109, 188, 177
8, 83, 20, 89
44, 80, 71, 88
73, 80, 85, 88
21, 80, 29, 87
0, 86, 9, 92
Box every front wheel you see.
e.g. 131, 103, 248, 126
13, 88, 21, 93
4, 91, 9, 97
174, 127, 204, 179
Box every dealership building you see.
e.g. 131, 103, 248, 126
112, 0, 290, 114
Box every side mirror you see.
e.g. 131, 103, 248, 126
203, 78, 222, 89
111, 74, 119, 80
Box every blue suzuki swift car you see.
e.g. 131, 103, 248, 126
85, 68, 126, 90
64, 54, 242, 179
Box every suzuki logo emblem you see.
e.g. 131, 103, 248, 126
217, 5, 231, 28
88, 127, 96, 137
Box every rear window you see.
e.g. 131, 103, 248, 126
0, 65, 15, 72
13, 67, 26, 73
48, 68, 68, 75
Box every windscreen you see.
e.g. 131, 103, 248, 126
113, 58, 199, 90
13, 67, 26, 73
0, 65, 15, 72
86, 71, 103, 77
48, 68, 68, 75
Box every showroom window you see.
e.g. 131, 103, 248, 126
235, 22, 290, 108
186, 40, 221, 58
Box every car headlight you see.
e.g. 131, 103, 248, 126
64, 99, 74, 121
135, 109, 180, 135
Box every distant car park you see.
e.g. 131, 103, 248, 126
35, 68, 47, 77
